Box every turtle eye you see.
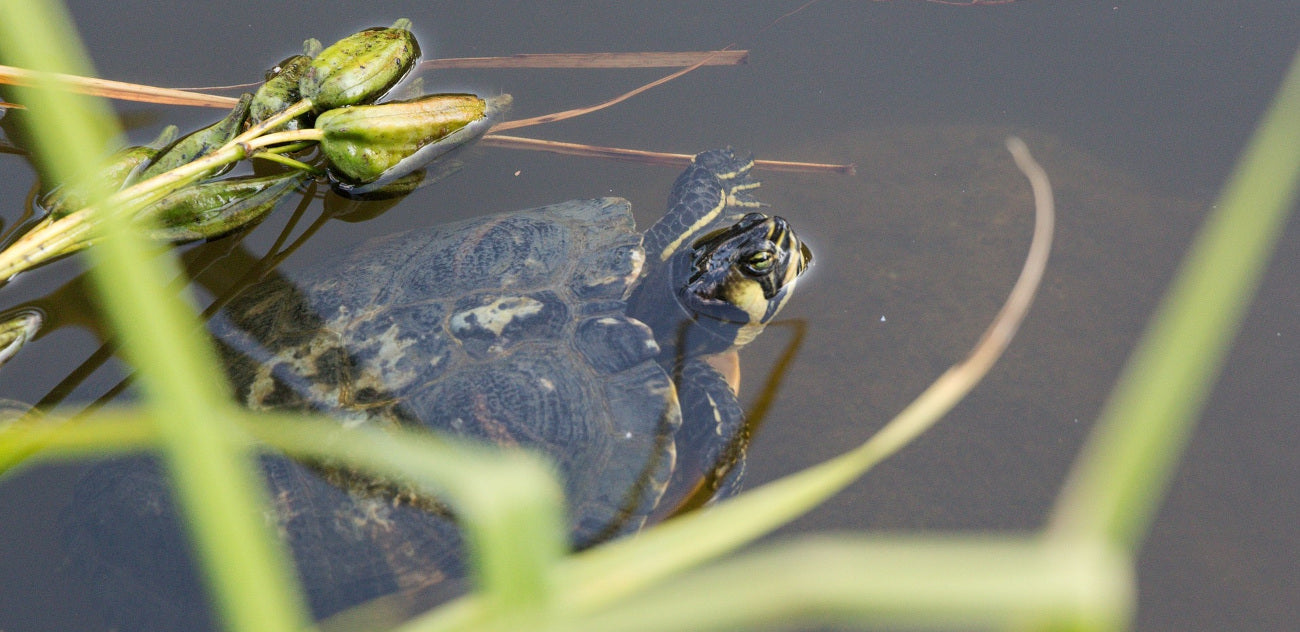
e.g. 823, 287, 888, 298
741, 249, 775, 276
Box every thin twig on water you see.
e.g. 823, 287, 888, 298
421, 50, 749, 70
482, 134, 856, 175
0, 64, 238, 108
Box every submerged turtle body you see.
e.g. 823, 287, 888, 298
220, 196, 677, 545
67, 148, 812, 627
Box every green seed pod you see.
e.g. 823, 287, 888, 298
249, 54, 315, 131
139, 94, 252, 182
0, 308, 41, 367
300, 19, 420, 111
140, 171, 305, 243
317, 93, 499, 195
40, 125, 179, 218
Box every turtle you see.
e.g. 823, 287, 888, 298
64, 148, 812, 628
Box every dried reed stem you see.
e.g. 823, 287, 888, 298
482, 134, 856, 175
421, 50, 748, 70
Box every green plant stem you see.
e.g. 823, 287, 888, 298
250, 413, 569, 622
254, 151, 320, 172
0, 4, 311, 632
254, 141, 323, 173
229, 97, 315, 144
0, 405, 570, 624
0, 408, 154, 472
106, 127, 321, 219
1048, 46, 1300, 553
0, 127, 322, 281
544, 536, 1130, 632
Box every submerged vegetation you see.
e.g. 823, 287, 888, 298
0, 2, 1298, 631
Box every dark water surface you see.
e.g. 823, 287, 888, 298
2, 2, 1298, 630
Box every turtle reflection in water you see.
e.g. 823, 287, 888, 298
67, 148, 812, 627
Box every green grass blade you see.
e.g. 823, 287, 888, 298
0, 408, 153, 472
399, 372, 979, 632
1048, 46, 1300, 552
0, 403, 571, 625
1, 401, 575, 623
249, 414, 569, 620
546, 536, 1130, 632
0, 3, 310, 631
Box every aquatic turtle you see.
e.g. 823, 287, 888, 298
65, 148, 811, 627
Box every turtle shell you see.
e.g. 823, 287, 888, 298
217, 195, 684, 536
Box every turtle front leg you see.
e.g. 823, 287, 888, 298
661, 356, 750, 512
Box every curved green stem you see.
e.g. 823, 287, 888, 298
251, 151, 321, 174
229, 98, 315, 145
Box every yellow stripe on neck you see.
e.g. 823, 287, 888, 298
658, 194, 728, 261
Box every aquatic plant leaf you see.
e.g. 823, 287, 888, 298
142, 171, 306, 242
138, 93, 251, 181
39, 125, 177, 218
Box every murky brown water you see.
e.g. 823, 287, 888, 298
2, 2, 1299, 630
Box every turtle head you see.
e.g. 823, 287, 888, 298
664, 212, 811, 355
